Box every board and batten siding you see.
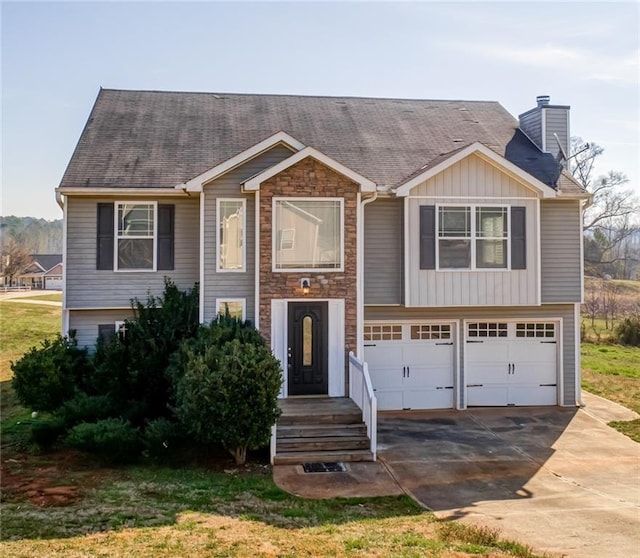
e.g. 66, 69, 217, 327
69, 309, 133, 349
65, 196, 199, 309
406, 154, 539, 307
363, 197, 403, 305
364, 303, 577, 407
541, 200, 583, 303
202, 145, 294, 324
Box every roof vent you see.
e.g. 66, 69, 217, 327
536, 95, 551, 108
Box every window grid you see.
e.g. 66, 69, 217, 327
410, 324, 451, 340
116, 202, 155, 271
468, 322, 508, 338
437, 205, 509, 270
364, 324, 403, 341
516, 323, 555, 338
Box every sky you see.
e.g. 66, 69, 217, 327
1, 0, 639, 221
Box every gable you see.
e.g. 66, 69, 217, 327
396, 144, 556, 198
243, 147, 375, 192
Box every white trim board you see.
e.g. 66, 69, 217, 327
180, 132, 305, 192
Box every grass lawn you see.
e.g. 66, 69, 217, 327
21, 292, 63, 303
0, 300, 544, 557
581, 342, 640, 441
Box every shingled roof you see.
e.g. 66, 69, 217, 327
59, 89, 579, 193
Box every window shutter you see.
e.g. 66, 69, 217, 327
511, 206, 526, 270
98, 324, 115, 343
419, 205, 436, 270
157, 204, 175, 270
96, 203, 114, 270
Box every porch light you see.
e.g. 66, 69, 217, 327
301, 278, 310, 295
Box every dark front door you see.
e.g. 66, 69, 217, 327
288, 301, 328, 396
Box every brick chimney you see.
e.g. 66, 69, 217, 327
519, 95, 571, 166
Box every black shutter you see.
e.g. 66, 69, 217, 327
157, 204, 175, 270
419, 205, 436, 270
96, 203, 114, 270
511, 206, 526, 270
98, 324, 115, 343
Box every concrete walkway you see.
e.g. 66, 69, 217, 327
274, 395, 639, 557
0, 290, 62, 307
378, 400, 640, 558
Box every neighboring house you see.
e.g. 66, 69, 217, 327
56, 90, 588, 457
12, 254, 63, 289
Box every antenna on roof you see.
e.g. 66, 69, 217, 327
554, 133, 568, 162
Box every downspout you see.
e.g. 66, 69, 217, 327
357, 191, 378, 360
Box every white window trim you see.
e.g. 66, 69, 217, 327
272, 197, 345, 273
436, 203, 510, 271
216, 198, 247, 273
115, 320, 127, 337
114, 201, 158, 272
215, 298, 246, 321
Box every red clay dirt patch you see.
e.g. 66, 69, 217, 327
1, 449, 114, 507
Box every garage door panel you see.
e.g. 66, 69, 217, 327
465, 342, 509, 363
467, 385, 509, 406
369, 368, 402, 389
364, 345, 402, 366
511, 362, 557, 385
404, 388, 454, 410
403, 344, 453, 366
466, 362, 508, 385
374, 390, 404, 411
408, 365, 454, 387
509, 385, 557, 406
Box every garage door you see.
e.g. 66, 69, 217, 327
465, 321, 558, 406
364, 322, 456, 410
45, 278, 63, 290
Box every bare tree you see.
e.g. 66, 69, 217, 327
571, 137, 640, 278
601, 280, 621, 330
1, 239, 31, 286
583, 284, 600, 328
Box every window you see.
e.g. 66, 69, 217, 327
364, 324, 403, 341
468, 322, 508, 338
274, 199, 342, 271
97, 203, 174, 272
117, 203, 155, 270
216, 298, 246, 320
516, 322, 555, 338
217, 199, 245, 271
438, 205, 508, 269
411, 324, 451, 340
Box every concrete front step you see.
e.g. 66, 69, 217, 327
278, 423, 367, 438
277, 435, 370, 452
273, 449, 374, 465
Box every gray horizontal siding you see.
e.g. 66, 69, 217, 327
364, 303, 578, 406
202, 145, 294, 324
541, 200, 582, 303
65, 196, 199, 309
68, 308, 133, 349
364, 198, 403, 304
544, 107, 569, 161
519, 110, 542, 150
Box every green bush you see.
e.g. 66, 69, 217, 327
616, 317, 640, 347
30, 417, 67, 451
142, 417, 186, 461
57, 393, 116, 428
65, 418, 140, 464
11, 334, 92, 412
175, 327, 282, 465
91, 278, 200, 424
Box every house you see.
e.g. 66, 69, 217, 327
12, 254, 63, 290
56, 90, 588, 461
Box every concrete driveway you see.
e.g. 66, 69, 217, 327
378, 394, 640, 558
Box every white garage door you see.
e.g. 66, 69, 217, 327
364, 322, 456, 410
45, 278, 63, 290
465, 321, 558, 406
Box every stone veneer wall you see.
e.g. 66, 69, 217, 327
259, 157, 359, 364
